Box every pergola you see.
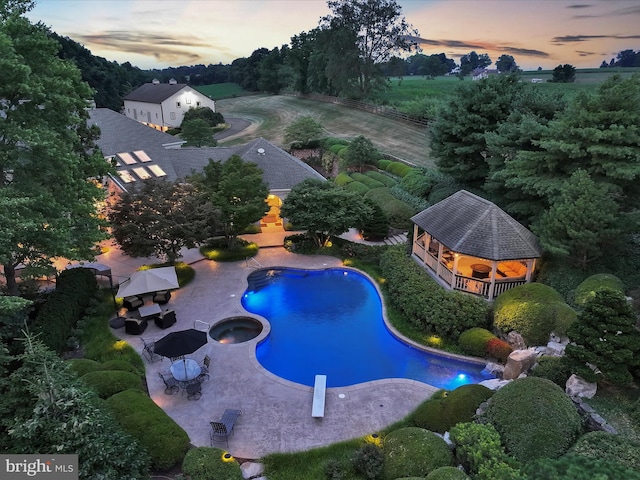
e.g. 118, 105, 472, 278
410, 190, 542, 300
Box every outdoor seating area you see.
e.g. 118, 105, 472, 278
210, 409, 243, 448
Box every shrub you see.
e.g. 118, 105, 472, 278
325, 458, 346, 480
449, 422, 523, 480
365, 187, 416, 230
67, 358, 102, 377
352, 443, 384, 480
323, 137, 349, 149
351, 172, 386, 189
99, 359, 143, 376
479, 377, 583, 464
574, 273, 625, 307
182, 447, 243, 480
334, 172, 353, 186
529, 355, 572, 387
493, 283, 577, 346
380, 246, 490, 339
330, 143, 348, 154
411, 384, 493, 434
377, 159, 392, 170
385, 161, 413, 177
106, 389, 190, 470
360, 199, 390, 240
383, 427, 453, 479
345, 181, 370, 194
486, 337, 513, 362
523, 454, 640, 480
81, 370, 144, 399
425, 466, 470, 479
200, 239, 259, 261
569, 431, 640, 470
389, 184, 430, 212
428, 183, 459, 204
365, 170, 397, 187
459, 327, 496, 357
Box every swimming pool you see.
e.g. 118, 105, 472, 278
242, 268, 494, 389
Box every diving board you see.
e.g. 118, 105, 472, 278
312, 374, 327, 418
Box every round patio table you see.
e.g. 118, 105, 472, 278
170, 359, 201, 382
470, 263, 491, 279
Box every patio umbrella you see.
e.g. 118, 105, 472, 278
154, 329, 208, 359
116, 266, 179, 298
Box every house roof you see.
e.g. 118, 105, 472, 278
88, 108, 325, 191
411, 190, 542, 260
123, 83, 190, 104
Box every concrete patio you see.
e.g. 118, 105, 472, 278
100, 235, 437, 460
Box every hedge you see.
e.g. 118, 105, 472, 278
345, 181, 370, 194
385, 161, 414, 177
493, 283, 577, 346
459, 327, 496, 357
523, 454, 640, 480
67, 358, 102, 377
377, 159, 392, 170
81, 370, 144, 399
479, 377, 583, 464
182, 447, 243, 480
365, 187, 416, 230
334, 172, 353, 186
425, 467, 470, 479
390, 184, 430, 212
33, 268, 98, 353
365, 170, 397, 187
380, 246, 490, 339
323, 137, 349, 149
428, 183, 459, 204
573, 273, 625, 307
383, 427, 454, 479
106, 389, 190, 470
350, 172, 386, 189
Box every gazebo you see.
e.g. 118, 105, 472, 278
410, 190, 542, 300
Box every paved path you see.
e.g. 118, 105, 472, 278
102, 237, 437, 460
214, 116, 252, 140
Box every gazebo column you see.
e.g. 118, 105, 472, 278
488, 261, 498, 300
525, 259, 535, 282
451, 253, 460, 289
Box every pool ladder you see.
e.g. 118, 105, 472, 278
244, 256, 263, 270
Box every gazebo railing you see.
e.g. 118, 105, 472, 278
492, 278, 527, 297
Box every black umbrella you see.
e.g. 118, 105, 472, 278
154, 329, 208, 359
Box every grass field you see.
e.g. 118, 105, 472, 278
194, 82, 249, 99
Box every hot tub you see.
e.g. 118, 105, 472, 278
209, 316, 263, 344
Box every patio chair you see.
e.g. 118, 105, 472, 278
153, 290, 172, 304
158, 372, 179, 395
154, 309, 177, 329
186, 382, 202, 401
123, 296, 144, 311
210, 409, 243, 448
196, 355, 211, 382
141, 337, 161, 363
125, 317, 148, 335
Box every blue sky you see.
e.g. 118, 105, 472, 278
27, 0, 640, 71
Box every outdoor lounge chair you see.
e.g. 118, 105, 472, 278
154, 309, 177, 329
153, 290, 172, 304
123, 295, 144, 311
141, 337, 161, 363
158, 372, 179, 395
210, 409, 243, 447
125, 317, 148, 335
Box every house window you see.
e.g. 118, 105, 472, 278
185, 97, 191, 104
196, 101, 201, 107
176, 101, 181, 108
170, 112, 176, 120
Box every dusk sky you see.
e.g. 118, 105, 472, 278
27, 0, 640, 71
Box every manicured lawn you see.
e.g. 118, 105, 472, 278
195, 82, 250, 99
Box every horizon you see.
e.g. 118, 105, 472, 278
27, 0, 640, 71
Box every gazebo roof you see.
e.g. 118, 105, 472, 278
411, 190, 542, 261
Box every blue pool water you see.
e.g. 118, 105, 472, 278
242, 268, 494, 389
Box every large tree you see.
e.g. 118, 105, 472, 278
0, 2, 111, 295
550, 63, 576, 83
459, 51, 492, 76
284, 116, 324, 147
343, 135, 379, 171
280, 178, 373, 248
181, 118, 217, 147
108, 179, 213, 264
429, 74, 523, 190
190, 155, 269, 248
495, 54, 518, 73
320, 0, 419, 98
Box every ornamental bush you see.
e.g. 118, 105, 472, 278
99, 359, 143, 376
351, 172, 386, 189
449, 422, 523, 480
428, 183, 459, 204
352, 443, 384, 480
383, 427, 453, 479
486, 337, 513, 363
389, 185, 430, 212
459, 327, 496, 357
385, 161, 414, 177
345, 181, 370, 194
523, 454, 640, 480
182, 447, 243, 480
106, 389, 190, 470
528, 355, 572, 387
425, 466, 470, 479
410, 398, 448, 433
377, 159, 392, 170
573, 273, 625, 307
67, 358, 102, 377
479, 377, 583, 464
365, 170, 397, 187
493, 283, 577, 346
334, 172, 353, 186
81, 370, 144, 399
569, 431, 640, 470
380, 246, 490, 339
365, 188, 415, 229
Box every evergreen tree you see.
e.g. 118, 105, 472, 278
565, 289, 640, 386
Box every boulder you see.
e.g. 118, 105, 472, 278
503, 349, 538, 380
545, 341, 566, 356
565, 374, 597, 399
480, 378, 511, 390
483, 362, 504, 377
507, 331, 526, 350
241, 461, 265, 479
